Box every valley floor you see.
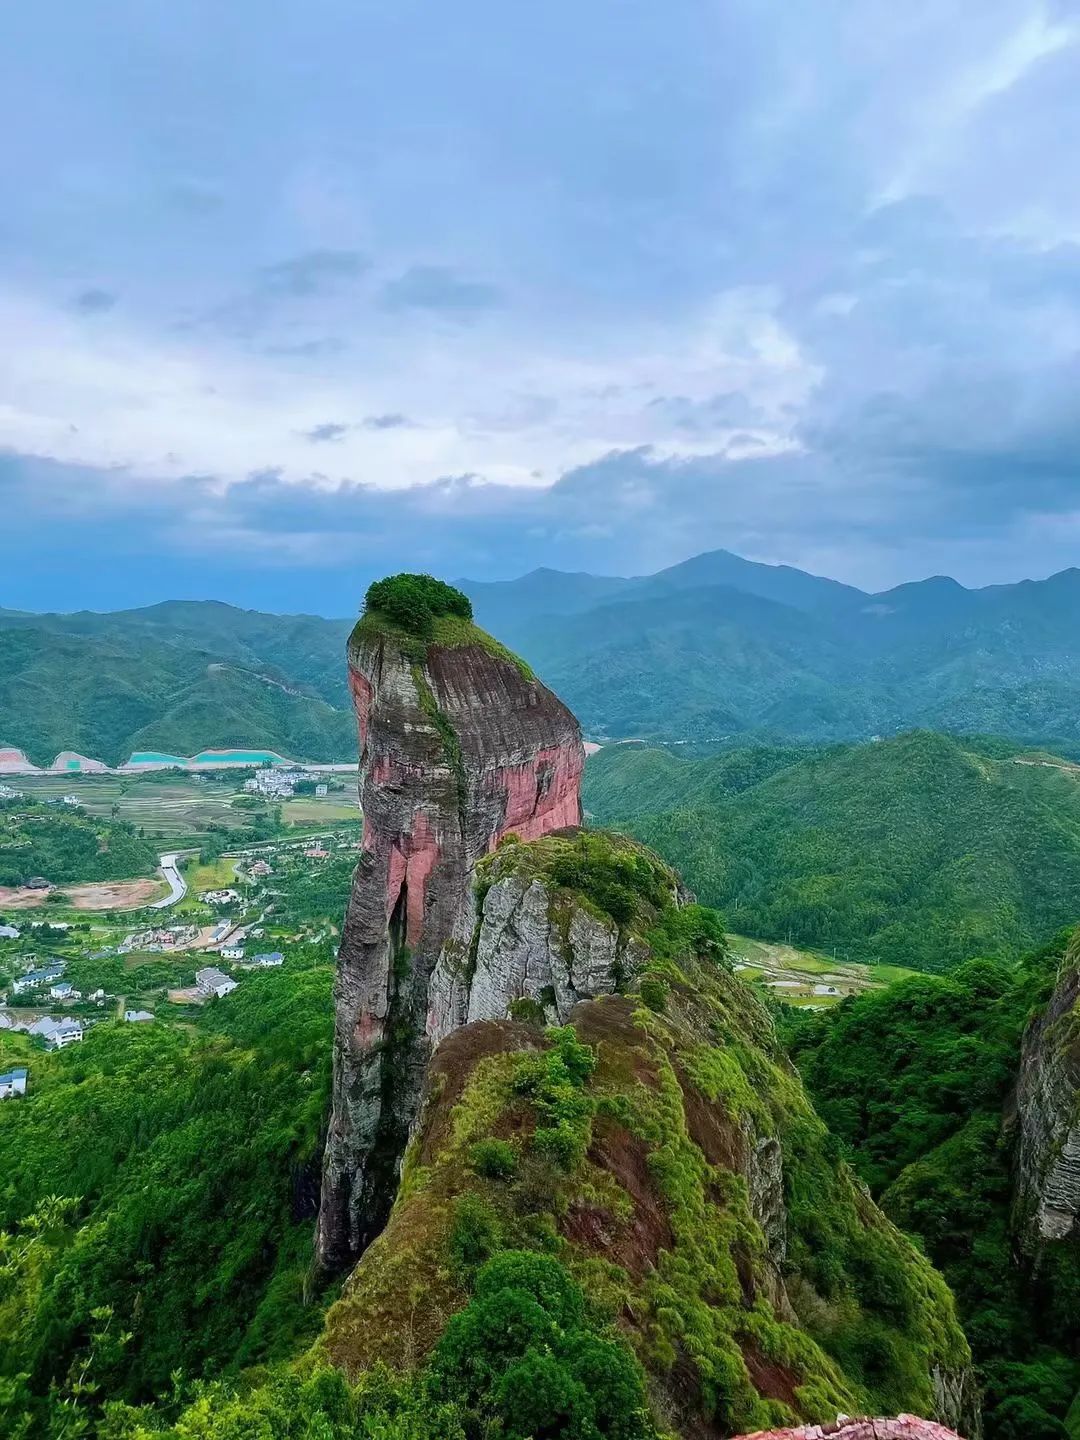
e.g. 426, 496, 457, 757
730, 932, 920, 1006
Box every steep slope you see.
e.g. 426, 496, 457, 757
585, 733, 1080, 971
786, 934, 1079, 1440
320, 830, 973, 1437
1013, 932, 1080, 1253
317, 578, 583, 1272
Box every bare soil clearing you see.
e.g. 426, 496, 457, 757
0, 877, 169, 911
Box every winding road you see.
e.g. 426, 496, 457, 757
149, 853, 187, 910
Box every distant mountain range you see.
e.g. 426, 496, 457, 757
5, 549, 1080, 764
463, 552, 1080, 753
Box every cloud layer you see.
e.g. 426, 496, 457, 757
2, 0, 1079, 610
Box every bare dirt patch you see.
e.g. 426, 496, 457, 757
0, 886, 51, 910
0, 877, 168, 911
65, 878, 169, 910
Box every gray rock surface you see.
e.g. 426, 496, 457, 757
427, 870, 648, 1046
1012, 948, 1080, 1252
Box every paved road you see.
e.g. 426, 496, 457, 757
149, 853, 187, 909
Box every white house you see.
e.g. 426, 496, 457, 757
50, 981, 79, 1000
12, 963, 64, 995
195, 967, 238, 999
220, 944, 245, 961
204, 889, 240, 906
124, 1010, 155, 1023
0, 1068, 28, 1098
250, 952, 284, 967
29, 1017, 83, 1049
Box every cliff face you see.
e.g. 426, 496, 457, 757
426, 835, 659, 1048
316, 615, 583, 1271
320, 834, 972, 1437
1013, 939, 1080, 1252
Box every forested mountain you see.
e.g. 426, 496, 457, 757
464, 554, 1080, 750
584, 732, 1080, 971
0, 603, 355, 766
7, 551, 1080, 765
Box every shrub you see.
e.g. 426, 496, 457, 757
470, 1139, 519, 1180
508, 997, 547, 1026
449, 1194, 502, 1275
639, 976, 667, 1012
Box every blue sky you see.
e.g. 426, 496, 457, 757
3, 0, 1080, 614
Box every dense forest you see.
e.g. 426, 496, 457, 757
0, 960, 335, 1436
0, 802, 160, 886
783, 935, 1080, 1440
584, 732, 1080, 971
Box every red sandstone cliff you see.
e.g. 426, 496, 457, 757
316, 615, 583, 1271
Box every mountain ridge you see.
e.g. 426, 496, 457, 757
7, 550, 1080, 763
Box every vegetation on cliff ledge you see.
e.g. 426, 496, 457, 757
355, 572, 534, 678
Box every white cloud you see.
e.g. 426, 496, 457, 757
0, 282, 815, 496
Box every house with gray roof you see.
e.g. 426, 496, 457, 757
0, 1067, 28, 1098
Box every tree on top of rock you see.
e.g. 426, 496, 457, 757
363, 573, 473, 638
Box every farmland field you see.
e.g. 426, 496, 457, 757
729, 933, 920, 1007
11, 772, 360, 841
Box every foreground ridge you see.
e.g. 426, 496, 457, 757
737, 1418, 963, 1440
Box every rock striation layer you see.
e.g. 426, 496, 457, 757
427, 844, 652, 1048
316, 613, 583, 1271
1012, 937, 1080, 1252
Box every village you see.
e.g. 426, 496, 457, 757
0, 827, 357, 1098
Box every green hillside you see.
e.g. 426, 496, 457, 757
465, 556, 1080, 751
0, 800, 159, 887
584, 732, 1080, 971
0, 607, 355, 767
784, 935, 1077, 1440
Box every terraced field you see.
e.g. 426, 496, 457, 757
730, 933, 920, 1007
11, 773, 360, 841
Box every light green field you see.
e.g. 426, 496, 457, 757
185, 856, 240, 890
729, 933, 920, 1007
12, 772, 361, 842
281, 797, 359, 824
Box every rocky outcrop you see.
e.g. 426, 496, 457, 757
427, 848, 650, 1047
735, 1419, 964, 1440
320, 843, 972, 1433
316, 610, 583, 1272
1012, 938, 1080, 1253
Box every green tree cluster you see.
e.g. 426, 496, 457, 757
0, 803, 159, 887
363, 574, 473, 639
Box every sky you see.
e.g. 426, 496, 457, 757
3, 0, 1080, 614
